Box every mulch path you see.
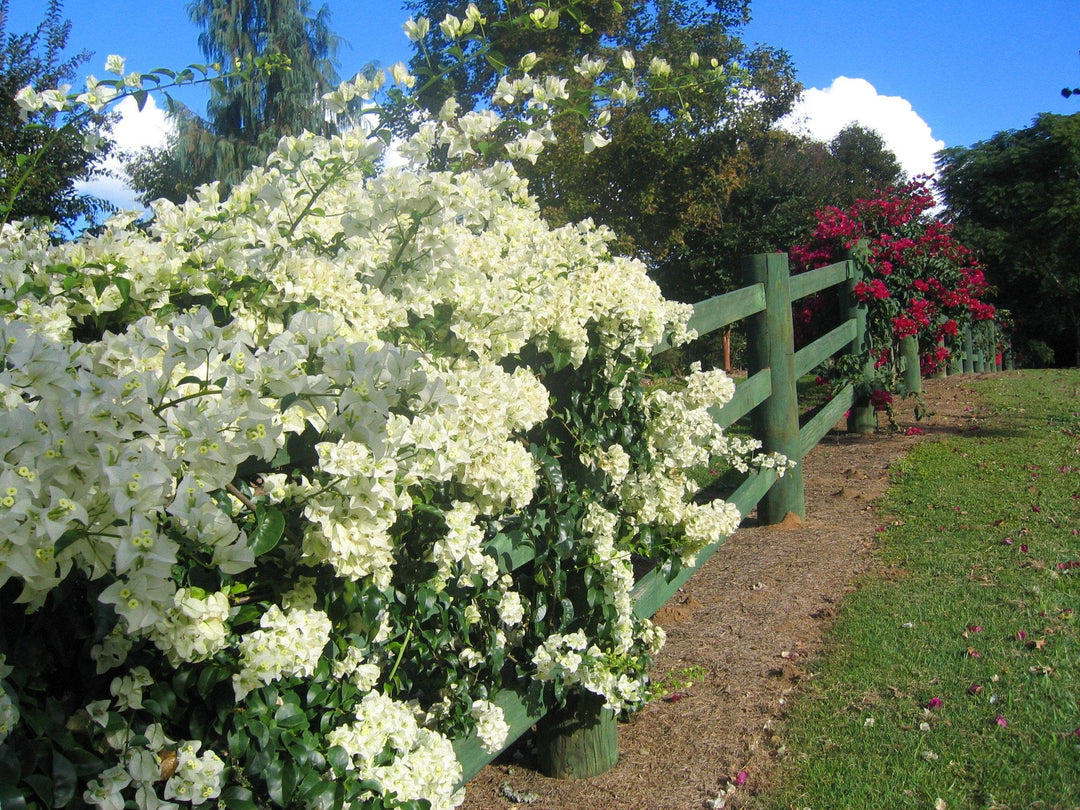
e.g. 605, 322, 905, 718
460, 374, 993, 810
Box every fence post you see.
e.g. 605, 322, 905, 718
972, 323, 986, 372
933, 338, 948, 379
900, 335, 922, 394
843, 248, 876, 433
744, 252, 805, 523
536, 691, 617, 779
963, 323, 975, 373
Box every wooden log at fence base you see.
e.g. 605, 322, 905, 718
535, 690, 618, 779
847, 404, 877, 434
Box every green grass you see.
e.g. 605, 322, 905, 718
753, 370, 1080, 810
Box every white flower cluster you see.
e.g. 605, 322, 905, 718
615, 364, 794, 565
233, 597, 332, 701
328, 691, 464, 810
469, 698, 510, 754
162, 742, 226, 804
80, 694, 222, 810
152, 588, 231, 665
532, 629, 663, 712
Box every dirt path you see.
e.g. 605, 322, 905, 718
461, 374, 992, 810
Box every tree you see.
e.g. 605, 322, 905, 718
399, 0, 801, 271
0, 0, 113, 227
653, 124, 906, 305
127, 0, 341, 203
936, 112, 1080, 366
827, 124, 904, 200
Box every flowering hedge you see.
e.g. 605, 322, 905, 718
790, 179, 995, 407
0, 56, 790, 807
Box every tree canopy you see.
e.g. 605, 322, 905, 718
399, 0, 802, 278
936, 112, 1080, 366
0, 0, 113, 228
653, 124, 906, 303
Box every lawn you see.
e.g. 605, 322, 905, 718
754, 369, 1080, 810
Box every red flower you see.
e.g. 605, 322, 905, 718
870, 389, 893, 411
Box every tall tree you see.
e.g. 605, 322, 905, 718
937, 112, 1080, 366
0, 0, 113, 227
399, 0, 801, 269
128, 0, 341, 204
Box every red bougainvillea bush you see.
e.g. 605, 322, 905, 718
790, 178, 996, 411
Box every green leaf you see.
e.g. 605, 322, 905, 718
0, 785, 27, 810
281, 761, 297, 806
326, 745, 350, 775
196, 664, 230, 698
114, 276, 132, 303
250, 506, 285, 555
263, 760, 285, 805
295, 774, 338, 810
273, 701, 308, 730
52, 751, 77, 807
24, 774, 52, 806
219, 786, 259, 810
227, 726, 249, 761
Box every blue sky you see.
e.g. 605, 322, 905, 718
6, 0, 1079, 206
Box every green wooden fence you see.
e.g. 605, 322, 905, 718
450, 250, 973, 782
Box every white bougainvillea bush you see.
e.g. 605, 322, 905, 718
0, 36, 791, 810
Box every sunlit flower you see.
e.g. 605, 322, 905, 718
105, 54, 126, 75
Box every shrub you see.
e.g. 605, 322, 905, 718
0, 107, 787, 807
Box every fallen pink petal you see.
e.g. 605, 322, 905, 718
734, 770, 748, 787
927, 697, 943, 710
995, 715, 1008, 728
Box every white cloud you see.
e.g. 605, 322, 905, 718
778, 76, 944, 179
77, 94, 174, 212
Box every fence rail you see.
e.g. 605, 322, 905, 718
452, 250, 995, 783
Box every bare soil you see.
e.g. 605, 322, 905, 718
461, 374, 991, 810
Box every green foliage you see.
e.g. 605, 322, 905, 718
937, 112, 1080, 367
654, 124, 906, 305
0, 0, 113, 229
758, 370, 1080, 809
399, 0, 801, 272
